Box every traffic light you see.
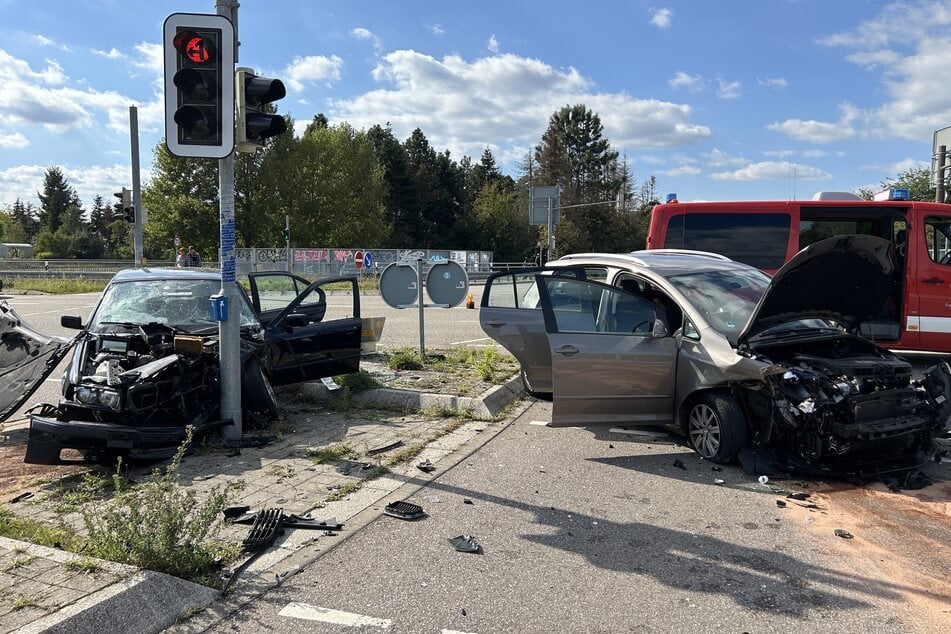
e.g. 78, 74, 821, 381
236, 67, 287, 152
114, 188, 134, 224
163, 13, 234, 158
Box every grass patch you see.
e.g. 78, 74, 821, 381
6, 278, 107, 294
307, 442, 356, 464
387, 348, 425, 371
0, 508, 83, 551
9, 593, 49, 612
63, 557, 104, 574
335, 371, 382, 393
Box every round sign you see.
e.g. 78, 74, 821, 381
379, 263, 419, 308
174, 235, 181, 247
364, 251, 373, 269
354, 250, 364, 269
425, 260, 469, 307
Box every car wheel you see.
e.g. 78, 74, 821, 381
687, 393, 747, 463
242, 357, 279, 419
521, 368, 552, 401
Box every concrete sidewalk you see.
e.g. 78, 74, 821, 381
0, 374, 525, 634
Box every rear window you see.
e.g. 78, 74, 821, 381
663, 212, 790, 269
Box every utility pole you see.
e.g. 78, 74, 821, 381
216, 0, 241, 442
129, 106, 144, 266
937, 145, 947, 204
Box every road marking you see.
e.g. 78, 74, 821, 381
451, 337, 492, 345
529, 420, 549, 426
442, 630, 479, 634
278, 602, 392, 628
22, 306, 93, 317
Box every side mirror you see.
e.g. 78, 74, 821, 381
651, 319, 669, 338
285, 313, 309, 328
61, 315, 83, 330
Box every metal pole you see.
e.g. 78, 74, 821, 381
937, 145, 947, 204
417, 259, 425, 358
546, 197, 554, 261
218, 0, 241, 442
129, 106, 144, 266
285, 214, 291, 272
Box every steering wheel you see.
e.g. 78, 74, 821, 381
631, 320, 651, 333
940, 251, 951, 265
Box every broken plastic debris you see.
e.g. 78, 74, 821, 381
417, 459, 436, 473
786, 492, 811, 500
673, 459, 688, 470
383, 501, 426, 520
320, 376, 340, 390
463, 499, 474, 505
834, 529, 854, 539
711, 466, 723, 472
758, 475, 769, 485
448, 534, 482, 553
776, 499, 787, 508
797, 398, 816, 414
368, 440, 404, 456
714, 478, 725, 485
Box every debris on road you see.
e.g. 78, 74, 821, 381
672, 459, 688, 470
776, 499, 787, 508
368, 440, 404, 456
786, 492, 812, 500
383, 501, 426, 520
834, 529, 854, 539
417, 459, 436, 473
448, 534, 482, 553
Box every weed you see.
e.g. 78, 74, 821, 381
79, 428, 242, 586
386, 443, 426, 466
264, 463, 295, 479
334, 371, 382, 393
0, 508, 82, 551
45, 470, 113, 514
421, 405, 460, 418
2, 553, 36, 572
63, 557, 103, 574
387, 348, 425, 371
307, 443, 355, 464
324, 480, 363, 502
6, 278, 107, 294
9, 593, 48, 611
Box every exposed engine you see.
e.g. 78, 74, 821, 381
742, 333, 951, 473
59, 323, 219, 428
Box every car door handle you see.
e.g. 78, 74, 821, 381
921, 277, 944, 284
484, 319, 506, 328
555, 344, 579, 356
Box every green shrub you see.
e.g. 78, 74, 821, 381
387, 348, 424, 371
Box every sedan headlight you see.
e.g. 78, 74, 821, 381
97, 390, 121, 409
76, 387, 97, 404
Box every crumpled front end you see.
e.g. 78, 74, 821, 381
26, 324, 222, 464
740, 334, 951, 477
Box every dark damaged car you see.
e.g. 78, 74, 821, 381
1, 268, 363, 464
480, 235, 951, 477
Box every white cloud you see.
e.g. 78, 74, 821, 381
0, 162, 139, 210
132, 43, 163, 74
874, 157, 930, 174
659, 165, 701, 176
488, 35, 500, 53
284, 55, 344, 91
428, 24, 445, 36
705, 148, 747, 167
0, 133, 29, 149
717, 78, 741, 99
818, 1, 951, 141
351, 27, 382, 51
668, 71, 703, 92
94, 48, 123, 59
757, 77, 787, 89
768, 118, 858, 143
650, 8, 673, 29
331, 51, 710, 162
712, 161, 832, 181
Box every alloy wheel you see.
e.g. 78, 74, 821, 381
688, 402, 721, 459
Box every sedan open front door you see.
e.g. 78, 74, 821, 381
249, 273, 362, 385
536, 276, 679, 427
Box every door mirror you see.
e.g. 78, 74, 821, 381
285, 313, 309, 328
60, 315, 83, 330
651, 319, 669, 338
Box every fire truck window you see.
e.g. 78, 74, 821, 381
925, 217, 951, 265
663, 212, 790, 270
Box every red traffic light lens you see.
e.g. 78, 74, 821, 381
173, 30, 214, 64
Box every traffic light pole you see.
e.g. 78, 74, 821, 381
129, 105, 144, 266
217, 0, 242, 442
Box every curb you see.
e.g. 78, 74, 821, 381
351, 372, 524, 419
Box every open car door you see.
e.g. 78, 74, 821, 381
536, 276, 679, 427
479, 266, 586, 395
0, 302, 75, 422
249, 273, 362, 386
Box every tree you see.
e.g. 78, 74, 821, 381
37, 167, 82, 234
6, 199, 39, 243
534, 105, 623, 255
856, 166, 936, 202
367, 123, 419, 246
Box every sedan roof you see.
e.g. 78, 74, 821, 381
554, 250, 757, 278
110, 267, 220, 282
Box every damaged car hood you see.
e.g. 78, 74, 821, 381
0, 302, 75, 422
738, 234, 896, 346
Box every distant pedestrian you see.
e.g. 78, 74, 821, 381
175, 247, 187, 267
186, 246, 202, 267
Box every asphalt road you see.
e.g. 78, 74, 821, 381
206, 399, 944, 634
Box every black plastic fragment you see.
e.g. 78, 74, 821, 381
337, 460, 373, 475
8, 491, 33, 503
243, 508, 284, 552
672, 459, 688, 470
776, 499, 787, 508
448, 534, 482, 553
384, 501, 426, 520
786, 492, 811, 500
417, 459, 436, 473
834, 528, 854, 539
463, 499, 474, 505
367, 440, 404, 456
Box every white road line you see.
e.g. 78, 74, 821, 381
22, 306, 93, 317
278, 602, 392, 628
451, 337, 492, 345
442, 630, 479, 634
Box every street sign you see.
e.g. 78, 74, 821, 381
354, 250, 364, 269
364, 251, 373, 270
425, 260, 469, 307
379, 263, 419, 308
530, 185, 560, 225
932, 126, 951, 186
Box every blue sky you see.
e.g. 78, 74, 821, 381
1, 0, 950, 211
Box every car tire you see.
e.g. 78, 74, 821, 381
242, 357, 279, 419
521, 368, 552, 401
686, 393, 747, 463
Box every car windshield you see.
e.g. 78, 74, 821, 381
665, 268, 770, 341
90, 279, 258, 331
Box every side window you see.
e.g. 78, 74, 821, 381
255, 275, 306, 312
665, 212, 790, 270
924, 217, 951, 266
485, 272, 538, 308
683, 319, 700, 340
584, 267, 608, 283
543, 278, 655, 335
